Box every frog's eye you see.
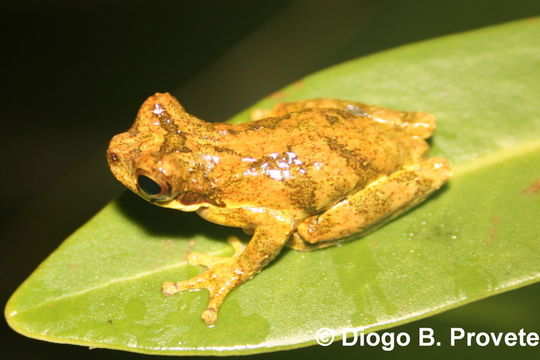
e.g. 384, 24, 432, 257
137, 174, 170, 199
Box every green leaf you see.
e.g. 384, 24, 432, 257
5, 19, 540, 355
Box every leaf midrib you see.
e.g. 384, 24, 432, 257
454, 138, 540, 176
7, 250, 227, 317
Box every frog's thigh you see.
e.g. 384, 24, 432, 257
250, 100, 328, 120
251, 99, 352, 120
293, 157, 451, 247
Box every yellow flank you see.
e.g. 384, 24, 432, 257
107, 92, 451, 325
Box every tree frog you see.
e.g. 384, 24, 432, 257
107, 93, 451, 325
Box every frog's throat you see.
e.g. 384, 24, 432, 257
158, 198, 203, 212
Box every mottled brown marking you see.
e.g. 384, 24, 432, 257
225, 128, 239, 135
249, 155, 275, 169
179, 191, 201, 205
213, 145, 242, 156
414, 177, 435, 196
285, 176, 318, 213
332, 108, 356, 120
245, 116, 284, 131
323, 136, 377, 178
325, 114, 340, 125
179, 191, 225, 207
154, 106, 187, 154
176, 146, 192, 153
130, 148, 142, 161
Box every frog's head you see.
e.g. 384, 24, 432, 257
107, 92, 213, 212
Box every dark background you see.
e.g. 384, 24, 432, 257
2, 0, 539, 358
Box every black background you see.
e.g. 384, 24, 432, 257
2, 1, 540, 358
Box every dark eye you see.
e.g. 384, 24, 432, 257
137, 175, 164, 196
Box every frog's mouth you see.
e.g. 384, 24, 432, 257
134, 172, 217, 212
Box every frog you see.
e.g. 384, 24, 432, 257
107, 92, 451, 325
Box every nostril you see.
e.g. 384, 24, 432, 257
108, 151, 120, 163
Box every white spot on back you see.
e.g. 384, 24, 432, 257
153, 103, 165, 115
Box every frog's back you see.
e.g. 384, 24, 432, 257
212, 107, 429, 215
232, 107, 426, 174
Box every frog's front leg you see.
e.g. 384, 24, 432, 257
162, 216, 294, 325
289, 157, 451, 250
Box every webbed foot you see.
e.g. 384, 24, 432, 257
162, 236, 246, 325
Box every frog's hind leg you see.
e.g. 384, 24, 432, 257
290, 157, 451, 250
251, 99, 436, 140
398, 111, 436, 139
250, 99, 363, 120
344, 103, 436, 139
250, 99, 342, 121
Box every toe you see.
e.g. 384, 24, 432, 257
227, 236, 246, 256
202, 307, 218, 325
187, 251, 206, 267
162, 281, 179, 296
162, 274, 209, 296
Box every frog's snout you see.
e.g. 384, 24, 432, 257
107, 133, 130, 164
107, 149, 120, 164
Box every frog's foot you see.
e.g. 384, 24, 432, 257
162, 236, 246, 325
